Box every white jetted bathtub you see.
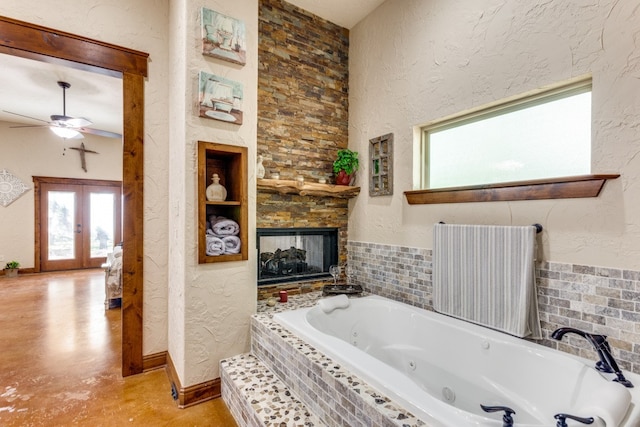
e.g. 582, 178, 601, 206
273, 295, 640, 427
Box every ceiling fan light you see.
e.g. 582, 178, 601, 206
50, 126, 82, 139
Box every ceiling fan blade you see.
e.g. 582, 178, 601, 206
9, 124, 50, 129
3, 110, 51, 124
78, 127, 122, 139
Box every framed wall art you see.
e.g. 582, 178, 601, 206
0, 169, 30, 207
369, 133, 393, 196
198, 71, 244, 125
201, 7, 247, 66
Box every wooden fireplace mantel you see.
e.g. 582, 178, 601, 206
257, 178, 360, 199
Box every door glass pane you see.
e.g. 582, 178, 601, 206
48, 191, 75, 260
90, 193, 115, 258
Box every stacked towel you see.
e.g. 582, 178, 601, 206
205, 233, 225, 256
318, 294, 350, 314
205, 216, 241, 255
211, 216, 240, 236
222, 236, 241, 254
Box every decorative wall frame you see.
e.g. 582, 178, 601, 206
369, 133, 393, 196
201, 7, 247, 66
0, 169, 30, 207
198, 71, 244, 125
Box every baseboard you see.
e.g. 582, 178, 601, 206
143, 351, 167, 371
166, 353, 221, 408
1, 267, 35, 276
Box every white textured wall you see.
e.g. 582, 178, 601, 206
0, 0, 171, 355
168, 0, 188, 388
168, 0, 258, 387
349, 0, 640, 270
0, 124, 122, 268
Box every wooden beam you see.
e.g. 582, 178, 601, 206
121, 72, 145, 376
0, 16, 148, 77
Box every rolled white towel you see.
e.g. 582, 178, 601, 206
212, 218, 240, 236
222, 235, 241, 254
318, 294, 350, 314
206, 235, 224, 256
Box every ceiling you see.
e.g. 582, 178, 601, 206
285, 0, 385, 29
0, 1, 381, 138
0, 53, 123, 137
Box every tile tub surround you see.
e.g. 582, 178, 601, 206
250, 298, 426, 427
223, 291, 428, 426
221, 291, 427, 426
347, 241, 434, 311
221, 353, 325, 427
222, 292, 329, 427
348, 240, 640, 375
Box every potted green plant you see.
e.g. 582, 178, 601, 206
4, 261, 20, 278
333, 149, 359, 186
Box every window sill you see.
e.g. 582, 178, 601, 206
404, 174, 620, 205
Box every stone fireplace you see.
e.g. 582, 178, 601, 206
256, 0, 350, 298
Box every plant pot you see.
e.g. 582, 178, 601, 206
335, 170, 355, 186
4, 268, 18, 278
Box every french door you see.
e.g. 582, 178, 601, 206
36, 178, 122, 272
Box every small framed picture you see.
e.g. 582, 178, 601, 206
198, 71, 244, 125
201, 7, 247, 66
369, 133, 393, 196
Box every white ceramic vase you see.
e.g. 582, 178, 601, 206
256, 155, 265, 179
206, 173, 227, 201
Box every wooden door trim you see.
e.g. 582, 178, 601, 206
2, 16, 148, 377
0, 16, 148, 77
33, 176, 122, 187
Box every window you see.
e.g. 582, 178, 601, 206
421, 77, 592, 189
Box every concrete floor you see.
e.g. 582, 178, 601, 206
0, 269, 237, 426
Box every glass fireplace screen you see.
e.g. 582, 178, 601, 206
257, 228, 338, 286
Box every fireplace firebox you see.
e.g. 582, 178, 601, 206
257, 228, 338, 286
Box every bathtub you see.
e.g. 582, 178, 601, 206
273, 295, 640, 427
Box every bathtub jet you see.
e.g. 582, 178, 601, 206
551, 327, 633, 388
274, 295, 640, 427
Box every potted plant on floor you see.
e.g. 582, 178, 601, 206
4, 261, 20, 278
333, 149, 359, 186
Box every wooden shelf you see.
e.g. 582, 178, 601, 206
257, 178, 360, 199
404, 174, 620, 204
198, 141, 248, 263
205, 200, 242, 206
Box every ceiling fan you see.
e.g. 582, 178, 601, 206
4, 81, 122, 139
